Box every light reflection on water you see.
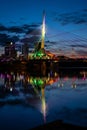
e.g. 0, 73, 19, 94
0, 69, 87, 129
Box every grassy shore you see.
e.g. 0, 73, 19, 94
31, 120, 87, 130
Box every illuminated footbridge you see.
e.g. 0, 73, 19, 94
29, 11, 57, 60
26, 11, 58, 73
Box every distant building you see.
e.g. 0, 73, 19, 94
5, 42, 17, 58
22, 43, 29, 60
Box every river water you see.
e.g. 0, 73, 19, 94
0, 68, 87, 129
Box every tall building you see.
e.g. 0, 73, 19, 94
22, 43, 29, 60
5, 42, 17, 58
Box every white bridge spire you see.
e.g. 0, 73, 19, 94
41, 10, 45, 49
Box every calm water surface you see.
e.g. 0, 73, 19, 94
0, 69, 87, 130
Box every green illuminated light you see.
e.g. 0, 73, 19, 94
32, 50, 46, 59
30, 78, 44, 87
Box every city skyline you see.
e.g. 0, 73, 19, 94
0, 0, 87, 58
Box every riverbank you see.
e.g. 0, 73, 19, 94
31, 120, 87, 130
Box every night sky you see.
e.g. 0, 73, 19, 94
0, 0, 87, 58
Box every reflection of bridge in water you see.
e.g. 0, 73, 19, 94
0, 68, 87, 91
0, 68, 87, 122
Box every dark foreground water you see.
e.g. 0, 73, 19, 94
0, 68, 87, 130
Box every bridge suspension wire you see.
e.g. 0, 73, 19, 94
45, 27, 87, 46
46, 27, 87, 39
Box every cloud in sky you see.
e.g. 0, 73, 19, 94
20, 36, 40, 48
70, 44, 86, 48
26, 28, 41, 36
53, 9, 87, 25
0, 24, 40, 46
0, 24, 40, 34
76, 49, 87, 57
0, 25, 7, 31
0, 33, 19, 45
